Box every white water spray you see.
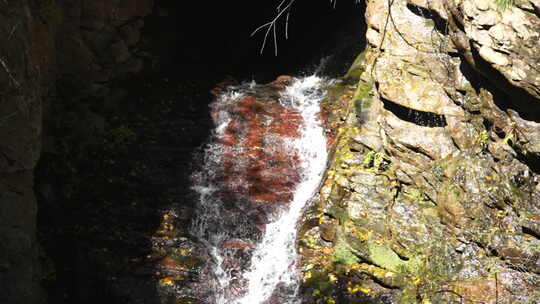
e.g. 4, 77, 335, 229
235, 76, 328, 304
191, 75, 329, 304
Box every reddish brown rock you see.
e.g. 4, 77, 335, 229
221, 239, 253, 251
210, 82, 305, 215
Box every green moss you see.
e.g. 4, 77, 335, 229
424, 19, 435, 28
344, 50, 368, 83
403, 188, 423, 201
403, 188, 435, 207
325, 82, 349, 106
303, 270, 334, 293
398, 286, 419, 304
332, 243, 359, 266
363, 151, 375, 167
353, 80, 374, 112
328, 205, 349, 223
362, 151, 389, 171
477, 130, 489, 146
402, 255, 423, 275
354, 97, 363, 114
495, 0, 515, 9
367, 241, 407, 273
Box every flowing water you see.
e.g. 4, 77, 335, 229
191, 75, 329, 304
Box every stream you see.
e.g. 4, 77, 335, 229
191, 75, 330, 303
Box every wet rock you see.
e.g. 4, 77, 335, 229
221, 238, 253, 251
211, 82, 304, 215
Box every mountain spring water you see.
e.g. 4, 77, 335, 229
191, 75, 329, 304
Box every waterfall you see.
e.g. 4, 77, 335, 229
191, 75, 329, 304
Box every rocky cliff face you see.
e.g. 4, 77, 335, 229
3, 0, 540, 303
0, 2, 49, 303
0, 1, 152, 303
300, 0, 540, 303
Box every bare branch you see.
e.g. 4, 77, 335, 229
0, 57, 20, 88
8, 21, 20, 41
285, 12, 290, 40
251, 0, 296, 56
0, 111, 18, 127
251, 0, 361, 55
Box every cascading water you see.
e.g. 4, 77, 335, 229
191, 75, 329, 304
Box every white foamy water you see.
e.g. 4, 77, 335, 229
235, 76, 328, 304
191, 75, 329, 304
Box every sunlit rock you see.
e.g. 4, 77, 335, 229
299, 0, 540, 303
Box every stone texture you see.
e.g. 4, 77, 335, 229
55, 0, 152, 100
0, 2, 45, 303
0, 1, 153, 303
210, 79, 304, 218
299, 0, 540, 303
448, 0, 540, 100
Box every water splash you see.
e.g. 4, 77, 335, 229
191, 75, 329, 304
236, 76, 328, 304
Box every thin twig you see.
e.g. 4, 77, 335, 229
388, 3, 439, 54
251, 0, 296, 56
251, 0, 361, 55
370, 0, 395, 78
277, 0, 289, 12
8, 21, 20, 41
0, 57, 20, 87
285, 11, 290, 40
0, 111, 18, 127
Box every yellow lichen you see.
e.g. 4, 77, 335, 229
347, 282, 371, 294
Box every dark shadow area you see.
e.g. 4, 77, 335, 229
459, 59, 482, 93
406, 3, 448, 35
514, 147, 540, 175
380, 95, 447, 127
466, 45, 540, 123
35, 1, 366, 303
459, 50, 540, 174
147, 0, 367, 82
522, 226, 540, 241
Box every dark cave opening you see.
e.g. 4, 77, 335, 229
35, 1, 367, 304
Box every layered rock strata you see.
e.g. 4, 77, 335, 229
300, 0, 540, 303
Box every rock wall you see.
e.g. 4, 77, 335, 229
0, 1, 152, 303
54, 0, 152, 100
300, 0, 540, 303
0, 1, 48, 303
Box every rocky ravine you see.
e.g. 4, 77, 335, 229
2, 0, 540, 303
299, 0, 540, 303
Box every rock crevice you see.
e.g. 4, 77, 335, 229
300, 0, 540, 303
